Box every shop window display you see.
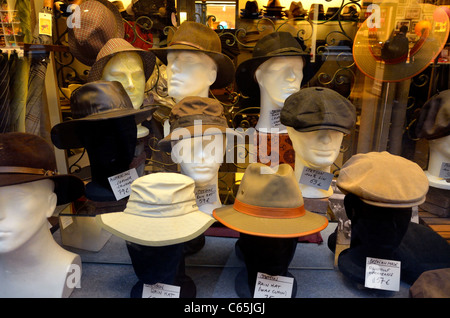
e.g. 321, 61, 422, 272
0, 0, 449, 300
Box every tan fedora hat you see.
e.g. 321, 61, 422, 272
150, 21, 235, 89
68, 0, 125, 66
96, 173, 216, 246
87, 38, 156, 82
213, 163, 328, 238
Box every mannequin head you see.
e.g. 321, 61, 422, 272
173, 134, 225, 187
255, 56, 304, 109
286, 127, 344, 170
167, 51, 217, 102
102, 51, 146, 109
428, 134, 450, 175
0, 179, 56, 254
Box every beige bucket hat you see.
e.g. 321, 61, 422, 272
96, 172, 216, 246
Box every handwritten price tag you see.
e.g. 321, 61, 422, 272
365, 257, 401, 292
108, 168, 138, 201
253, 272, 294, 298
299, 167, 334, 190
270, 109, 282, 128
439, 162, 450, 179
195, 185, 217, 206
142, 283, 180, 298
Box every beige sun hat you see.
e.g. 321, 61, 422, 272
337, 151, 429, 208
213, 163, 328, 238
96, 173, 216, 246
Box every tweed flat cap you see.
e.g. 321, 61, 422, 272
337, 152, 429, 208
415, 89, 450, 140
281, 87, 356, 134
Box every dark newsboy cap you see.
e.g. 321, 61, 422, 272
415, 89, 450, 140
281, 87, 356, 134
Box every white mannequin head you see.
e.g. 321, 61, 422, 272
101, 51, 146, 109
426, 134, 450, 189
167, 51, 217, 102
0, 179, 56, 254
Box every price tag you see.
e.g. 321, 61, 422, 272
108, 168, 138, 201
253, 272, 294, 298
365, 257, 401, 292
39, 12, 52, 36
439, 162, 450, 179
60, 215, 73, 229
299, 167, 334, 190
195, 185, 217, 206
142, 283, 180, 298
270, 109, 281, 128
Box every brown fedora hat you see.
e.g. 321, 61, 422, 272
0, 132, 85, 205
87, 38, 156, 82
150, 21, 235, 89
158, 96, 238, 152
213, 163, 328, 238
51, 81, 157, 150
68, 0, 125, 66
235, 31, 311, 97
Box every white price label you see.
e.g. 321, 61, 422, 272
270, 109, 282, 128
253, 272, 294, 298
365, 257, 401, 292
142, 283, 180, 298
108, 168, 138, 201
299, 167, 334, 190
195, 185, 217, 206
439, 162, 450, 179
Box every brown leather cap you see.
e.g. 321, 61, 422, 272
0, 132, 85, 205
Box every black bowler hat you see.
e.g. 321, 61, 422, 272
281, 87, 356, 134
235, 31, 311, 97
415, 89, 450, 140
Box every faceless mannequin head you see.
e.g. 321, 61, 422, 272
167, 51, 218, 102
427, 134, 450, 189
102, 51, 146, 109
0, 179, 56, 254
255, 56, 304, 109
286, 127, 344, 169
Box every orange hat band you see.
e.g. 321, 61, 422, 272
0, 166, 57, 176
233, 199, 305, 219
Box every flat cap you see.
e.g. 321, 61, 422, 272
415, 89, 450, 140
337, 152, 429, 208
281, 87, 356, 134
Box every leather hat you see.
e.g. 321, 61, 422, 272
415, 89, 450, 140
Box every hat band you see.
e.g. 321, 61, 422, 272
170, 114, 228, 131
169, 41, 208, 51
266, 47, 307, 57
0, 166, 57, 176
233, 199, 305, 219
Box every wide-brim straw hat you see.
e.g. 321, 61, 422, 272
353, 3, 449, 82
150, 21, 235, 89
0, 132, 85, 205
213, 163, 328, 238
51, 81, 157, 149
68, 0, 125, 66
87, 38, 156, 82
96, 173, 216, 246
235, 31, 312, 97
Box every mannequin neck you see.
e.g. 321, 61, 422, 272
173, 90, 210, 103
137, 123, 149, 138
0, 222, 80, 297
294, 154, 333, 198
256, 92, 287, 133
427, 142, 450, 189
193, 174, 221, 215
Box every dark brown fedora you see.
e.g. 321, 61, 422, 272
235, 31, 311, 97
87, 38, 156, 82
0, 132, 85, 205
150, 21, 235, 89
51, 81, 157, 150
68, 0, 125, 66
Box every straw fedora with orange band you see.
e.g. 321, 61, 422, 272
213, 163, 328, 238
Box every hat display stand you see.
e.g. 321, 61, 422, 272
234, 233, 298, 298
126, 241, 196, 298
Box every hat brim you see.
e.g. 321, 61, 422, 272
150, 45, 235, 89
235, 53, 312, 97
96, 210, 216, 246
294, 125, 351, 135
51, 106, 157, 149
213, 204, 328, 238
158, 124, 242, 153
87, 49, 156, 83
0, 174, 85, 206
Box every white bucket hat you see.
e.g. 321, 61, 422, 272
96, 173, 215, 246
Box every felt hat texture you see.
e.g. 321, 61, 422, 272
96, 173, 216, 246
213, 163, 328, 238
87, 37, 156, 82
415, 89, 450, 140
0, 132, 85, 205
68, 0, 125, 66
337, 151, 429, 208
281, 87, 356, 134
51, 81, 156, 149
150, 21, 235, 89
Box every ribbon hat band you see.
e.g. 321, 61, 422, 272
233, 199, 306, 219
0, 166, 57, 176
